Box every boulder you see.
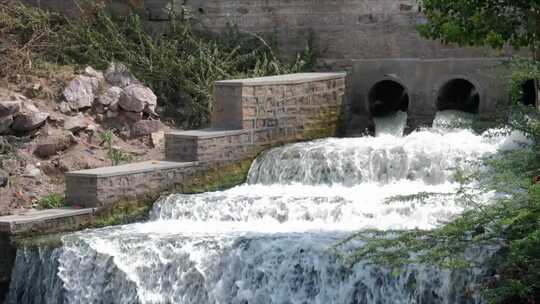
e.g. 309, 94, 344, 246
12, 103, 49, 132
34, 134, 75, 158
104, 62, 140, 88
64, 114, 90, 133
0, 116, 13, 134
119, 84, 157, 113
0, 101, 22, 117
23, 164, 41, 178
98, 86, 123, 106
63, 75, 100, 110
58, 101, 72, 114
151, 131, 165, 148
83, 66, 105, 83
120, 110, 143, 123
131, 120, 162, 137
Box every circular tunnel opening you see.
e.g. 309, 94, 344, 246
519, 79, 537, 106
437, 79, 479, 113
368, 80, 409, 117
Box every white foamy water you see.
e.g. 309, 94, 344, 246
7, 111, 529, 304
374, 111, 408, 137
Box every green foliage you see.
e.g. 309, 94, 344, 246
417, 0, 540, 52
37, 193, 65, 209
0, 1, 316, 128
100, 130, 132, 166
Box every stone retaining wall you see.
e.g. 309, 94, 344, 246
67, 73, 346, 208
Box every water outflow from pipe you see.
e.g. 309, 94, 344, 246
7, 111, 530, 304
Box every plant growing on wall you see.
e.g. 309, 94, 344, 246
100, 130, 132, 166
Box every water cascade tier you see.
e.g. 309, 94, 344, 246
7, 111, 529, 304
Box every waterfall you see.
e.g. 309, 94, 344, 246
6, 111, 528, 304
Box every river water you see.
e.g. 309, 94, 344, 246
6, 111, 528, 304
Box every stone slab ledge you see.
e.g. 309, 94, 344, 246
166, 129, 250, 139
0, 208, 95, 235
66, 160, 196, 178
215, 72, 347, 86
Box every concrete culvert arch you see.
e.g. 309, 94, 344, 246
368, 80, 409, 117
437, 79, 479, 113
519, 79, 537, 106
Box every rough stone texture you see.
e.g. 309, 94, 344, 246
98, 86, 123, 106
63, 75, 100, 110
131, 120, 162, 137
0, 101, 22, 118
104, 62, 140, 88
0, 116, 13, 134
11, 104, 49, 132
119, 84, 157, 113
34, 134, 75, 158
63, 114, 90, 133
346, 58, 511, 135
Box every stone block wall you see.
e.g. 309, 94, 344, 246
20, 0, 517, 68
66, 161, 197, 208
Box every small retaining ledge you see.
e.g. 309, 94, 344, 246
0, 208, 96, 236
66, 160, 197, 208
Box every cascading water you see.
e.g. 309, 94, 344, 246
6, 111, 529, 304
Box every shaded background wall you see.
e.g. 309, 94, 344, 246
20, 0, 516, 68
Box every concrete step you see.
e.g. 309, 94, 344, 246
165, 128, 254, 163
0, 208, 95, 235
65, 160, 196, 208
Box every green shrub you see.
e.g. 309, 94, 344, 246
0, 1, 316, 129
100, 130, 132, 166
37, 193, 65, 209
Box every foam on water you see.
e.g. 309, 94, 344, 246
6, 110, 529, 304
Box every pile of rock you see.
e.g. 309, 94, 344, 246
0, 89, 49, 135
60, 63, 159, 136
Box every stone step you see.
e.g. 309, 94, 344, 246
165, 128, 254, 163
0, 208, 95, 235
65, 160, 196, 208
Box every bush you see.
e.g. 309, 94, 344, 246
37, 193, 65, 209
0, 1, 316, 129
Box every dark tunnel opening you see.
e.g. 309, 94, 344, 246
368, 80, 409, 117
437, 79, 479, 113
520, 79, 537, 106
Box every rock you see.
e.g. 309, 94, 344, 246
0, 101, 22, 117
34, 134, 75, 158
150, 131, 165, 147
58, 101, 72, 114
106, 110, 119, 118
0, 115, 13, 134
0, 169, 8, 187
86, 124, 98, 133
94, 103, 106, 114
98, 86, 123, 106
23, 164, 41, 178
63, 75, 100, 110
64, 114, 90, 133
83, 66, 105, 83
120, 110, 143, 123
2, 159, 18, 174
120, 84, 157, 113
104, 62, 140, 87
131, 120, 162, 137
11, 104, 49, 132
